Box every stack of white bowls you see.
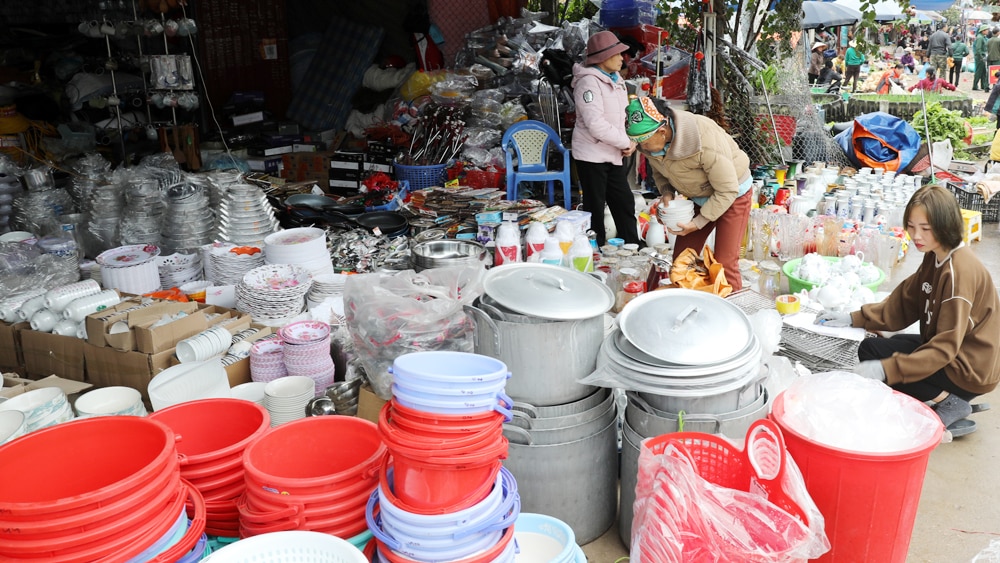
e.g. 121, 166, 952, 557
657, 199, 695, 231
147, 358, 231, 411
0, 288, 47, 323
250, 338, 287, 383
62, 289, 121, 323
0, 411, 27, 444
278, 321, 336, 397
176, 325, 234, 363
264, 227, 334, 278
44, 279, 102, 313
97, 244, 162, 295
263, 375, 316, 426
0, 388, 74, 432
73, 386, 147, 417
231, 381, 267, 405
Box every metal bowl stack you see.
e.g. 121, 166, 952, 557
324, 378, 362, 415
410, 240, 488, 272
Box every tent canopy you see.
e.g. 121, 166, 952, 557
829, 0, 906, 21
802, 1, 863, 29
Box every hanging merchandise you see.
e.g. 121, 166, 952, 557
686, 27, 710, 115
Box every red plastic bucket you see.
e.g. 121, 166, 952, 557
243, 417, 386, 495
245, 472, 377, 508
391, 399, 509, 428
0, 417, 177, 520
238, 493, 370, 538
771, 391, 943, 563
380, 459, 501, 516
149, 399, 270, 466
377, 524, 515, 563
389, 434, 507, 509
380, 403, 503, 449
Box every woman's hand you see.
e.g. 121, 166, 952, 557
667, 220, 697, 237
622, 142, 637, 157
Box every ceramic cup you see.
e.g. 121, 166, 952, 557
18, 295, 47, 322
45, 279, 102, 313
52, 320, 79, 337
63, 290, 121, 323
30, 309, 60, 333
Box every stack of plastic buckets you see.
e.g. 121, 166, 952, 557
149, 398, 271, 539
0, 417, 206, 562
238, 416, 385, 550
371, 351, 520, 562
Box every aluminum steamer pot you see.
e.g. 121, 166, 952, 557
465, 264, 614, 407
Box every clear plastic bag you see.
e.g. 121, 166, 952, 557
631, 421, 830, 563
343, 266, 484, 399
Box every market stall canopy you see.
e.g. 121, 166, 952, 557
802, 1, 863, 29
910, 9, 944, 23
830, 0, 907, 21
965, 9, 993, 20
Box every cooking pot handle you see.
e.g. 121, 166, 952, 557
463, 304, 501, 353
508, 409, 535, 430
671, 304, 700, 332
627, 392, 656, 414
502, 424, 534, 446
512, 401, 539, 419
526, 271, 570, 291
677, 412, 722, 434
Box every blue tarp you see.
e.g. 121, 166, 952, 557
834, 112, 923, 171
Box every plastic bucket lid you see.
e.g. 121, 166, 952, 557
242, 417, 386, 495
0, 417, 178, 518
150, 399, 270, 466
390, 352, 509, 386
770, 391, 943, 563
377, 523, 515, 563
380, 459, 502, 516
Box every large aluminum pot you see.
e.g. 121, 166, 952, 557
511, 388, 612, 430
504, 415, 618, 544
636, 362, 767, 415
504, 393, 616, 445
465, 303, 603, 406
625, 387, 769, 441
619, 417, 643, 549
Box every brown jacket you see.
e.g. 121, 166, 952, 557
851, 245, 1000, 394
644, 107, 751, 227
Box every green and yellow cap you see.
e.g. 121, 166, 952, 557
625, 96, 667, 143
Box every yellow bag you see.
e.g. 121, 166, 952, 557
990, 128, 1000, 162
668, 246, 733, 298
947, 57, 955, 69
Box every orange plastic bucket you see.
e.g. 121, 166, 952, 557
379, 458, 501, 516
243, 417, 386, 495
377, 523, 515, 563
380, 402, 503, 449
149, 399, 270, 466
389, 434, 507, 510
771, 391, 944, 563
0, 417, 177, 520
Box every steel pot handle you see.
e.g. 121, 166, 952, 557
627, 392, 656, 414
502, 424, 534, 446
508, 409, 534, 430
677, 412, 722, 434
671, 304, 700, 332
525, 271, 569, 291
463, 304, 501, 353
512, 401, 540, 419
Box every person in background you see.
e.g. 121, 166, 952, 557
908, 67, 957, 93
918, 33, 929, 51
816, 185, 1000, 436
988, 27, 1000, 76
900, 48, 916, 73
974, 25, 990, 91
949, 34, 969, 86
844, 40, 866, 92
876, 63, 906, 94
625, 96, 752, 291
983, 70, 1000, 129
570, 30, 640, 247
927, 27, 952, 78
809, 41, 827, 84
917, 56, 932, 80
818, 59, 843, 87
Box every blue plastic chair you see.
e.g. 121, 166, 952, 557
502, 120, 572, 209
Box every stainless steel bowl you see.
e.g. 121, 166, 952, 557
410, 240, 488, 271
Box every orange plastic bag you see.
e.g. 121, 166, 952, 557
668, 246, 733, 298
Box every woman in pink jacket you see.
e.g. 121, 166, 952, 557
571, 31, 639, 246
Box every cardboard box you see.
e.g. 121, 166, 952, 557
84, 344, 174, 401
85, 297, 154, 348
133, 304, 208, 355
222, 326, 273, 387
0, 322, 27, 374
282, 150, 336, 185
20, 329, 87, 382
0, 374, 92, 401
357, 384, 387, 424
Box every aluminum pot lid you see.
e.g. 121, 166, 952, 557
617, 288, 752, 365
482, 263, 614, 320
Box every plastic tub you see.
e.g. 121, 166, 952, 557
390, 399, 510, 430
242, 417, 385, 495
782, 256, 885, 294
514, 513, 578, 563
150, 399, 270, 466
771, 391, 943, 563
392, 369, 509, 398
380, 403, 502, 451
202, 531, 368, 563
377, 524, 515, 563
390, 352, 510, 387
389, 435, 507, 509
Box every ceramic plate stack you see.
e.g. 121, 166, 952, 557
0, 411, 27, 444
231, 381, 267, 405
263, 375, 316, 426
157, 252, 204, 288
657, 199, 695, 231
162, 182, 215, 255
306, 273, 348, 309
278, 321, 336, 396
264, 227, 335, 278
0, 387, 74, 432
250, 337, 287, 383
120, 179, 165, 246
236, 264, 312, 326
217, 183, 280, 246
96, 244, 162, 295
205, 243, 265, 286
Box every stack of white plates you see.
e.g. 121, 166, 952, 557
156, 252, 204, 288
205, 243, 265, 285
74, 386, 147, 418
147, 358, 231, 411
97, 244, 162, 295
263, 376, 315, 426
250, 338, 287, 383
176, 325, 233, 363
0, 388, 74, 432
264, 227, 334, 278
278, 321, 336, 397
657, 199, 695, 230
217, 183, 280, 246
235, 264, 312, 326
0, 411, 27, 444
231, 381, 267, 405
306, 273, 348, 309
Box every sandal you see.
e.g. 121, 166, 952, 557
947, 418, 977, 438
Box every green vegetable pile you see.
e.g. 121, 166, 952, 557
911, 102, 973, 159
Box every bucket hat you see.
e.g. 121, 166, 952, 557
585, 31, 628, 66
